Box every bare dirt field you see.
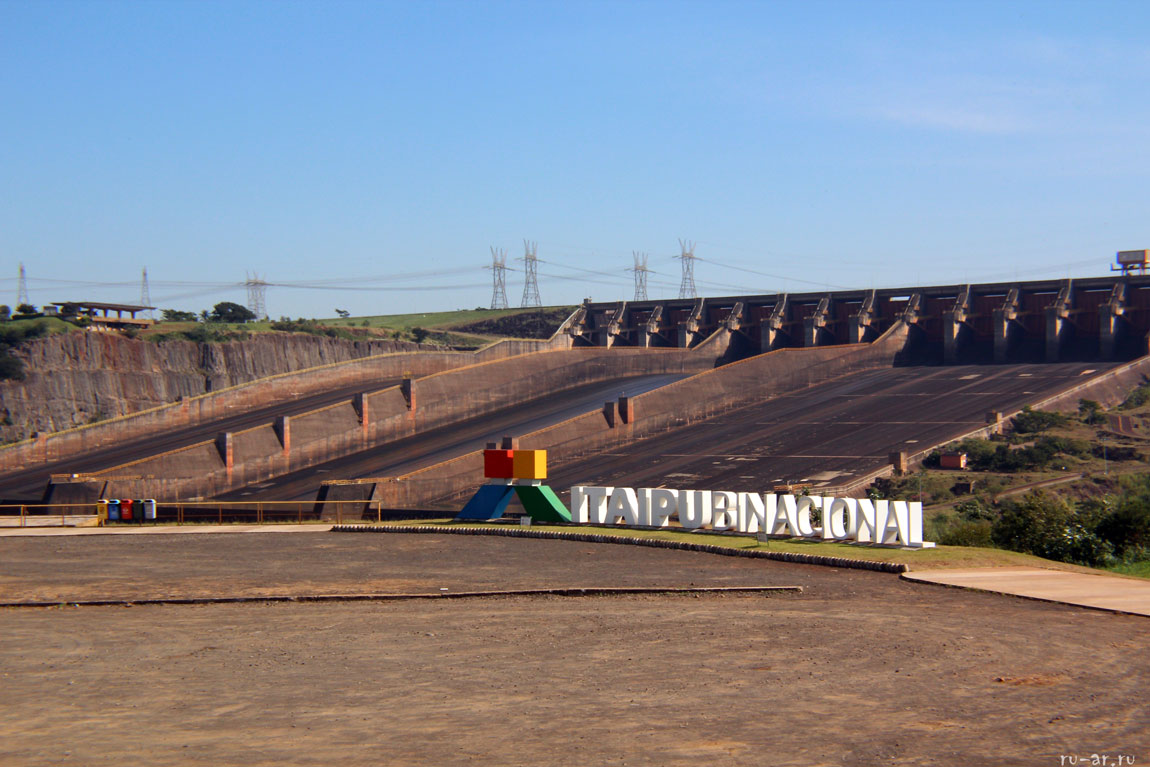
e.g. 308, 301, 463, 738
1, 531, 1147, 766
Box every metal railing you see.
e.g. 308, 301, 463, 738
0, 500, 434, 528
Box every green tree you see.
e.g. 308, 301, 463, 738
209, 302, 256, 323
1078, 399, 1105, 425
161, 309, 198, 322
0, 305, 10, 321
1011, 406, 1067, 434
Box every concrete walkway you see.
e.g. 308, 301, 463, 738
0, 524, 333, 538
902, 566, 1150, 617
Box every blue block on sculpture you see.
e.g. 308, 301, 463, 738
455, 484, 515, 520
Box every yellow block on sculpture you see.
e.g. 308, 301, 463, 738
512, 449, 547, 480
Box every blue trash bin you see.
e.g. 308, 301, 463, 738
107, 499, 121, 521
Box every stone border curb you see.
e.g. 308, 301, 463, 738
331, 524, 910, 573
0, 585, 800, 609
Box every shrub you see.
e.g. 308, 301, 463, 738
1011, 406, 1068, 434
1096, 501, 1150, 557
1092, 444, 1139, 462
0, 352, 25, 381
939, 519, 994, 548
992, 492, 1114, 566
0, 319, 62, 380
955, 498, 994, 521
1121, 383, 1150, 410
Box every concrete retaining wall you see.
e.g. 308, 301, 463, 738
359, 323, 912, 511
69, 346, 713, 500
1, 332, 575, 473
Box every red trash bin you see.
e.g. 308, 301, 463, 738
120, 499, 134, 522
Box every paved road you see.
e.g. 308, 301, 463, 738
0, 379, 404, 501
544, 361, 1116, 495
903, 566, 1150, 617
215, 374, 686, 501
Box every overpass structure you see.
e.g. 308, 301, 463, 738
565, 275, 1150, 363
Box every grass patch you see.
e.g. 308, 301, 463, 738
322, 308, 535, 331
361, 519, 1122, 574
1108, 560, 1150, 579
0, 316, 78, 339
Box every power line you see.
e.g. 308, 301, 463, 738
694, 257, 847, 290
519, 240, 541, 308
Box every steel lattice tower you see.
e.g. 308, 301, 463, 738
245, 272, 268, 319
140, 268, 154, 318
488, 247, 509, 309
629, 251, 650, 301
519, 240, 541, 308
676, 239, 697, 299
16, 263, 29, 308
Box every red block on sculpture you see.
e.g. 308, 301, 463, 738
484, 449, 515, 478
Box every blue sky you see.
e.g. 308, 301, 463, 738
2, 0, 1149, 318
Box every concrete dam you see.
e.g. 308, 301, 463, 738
565, 275, 1150, 363
14, 273, 1150, 510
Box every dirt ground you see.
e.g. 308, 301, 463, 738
1, 531, 1147, 766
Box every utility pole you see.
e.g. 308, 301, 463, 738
629, 251, 650, 301
488, 247, 509, 310
675, 239, 697, 299
519, 240, 541, 308
245, 272, 268, 319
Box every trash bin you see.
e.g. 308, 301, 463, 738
120, 499, 133, 522
96, 499, 109, 526
107, 499, 121, 521
142, 499, 157, 522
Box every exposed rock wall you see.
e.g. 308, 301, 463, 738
0, 332, 423, 441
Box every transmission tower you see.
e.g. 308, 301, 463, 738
245, 272, 268, 319
519, 240, 541, 308
629, 251, 650, 301
675, 239, 697, 299
16, 263, 29, 308
488, 247, 509, 310
139, 268, 154, 318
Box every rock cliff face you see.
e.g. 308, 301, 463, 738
0, 332, 424, 441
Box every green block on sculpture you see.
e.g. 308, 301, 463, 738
513, 485, 571, 523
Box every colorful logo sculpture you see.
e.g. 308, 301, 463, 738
455, 445, 572, 523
